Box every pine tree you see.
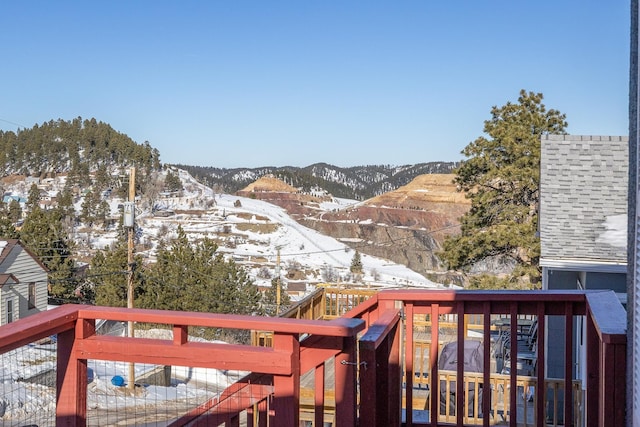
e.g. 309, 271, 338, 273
139, 226, 261, 317
81, 190, 100, 226
20, 207, 76, 298
439, 90, 567, 288
0, 209, 18, 239
56, 188, 76, 223
26, 183, 41, 212
263, 278, 291, 316
90, 239, 144, 307
94, 164, 111, 190
96, 200, 111, 228
7, 199, 22, 223
350, 250, 363, 274
164, 170, 183, 192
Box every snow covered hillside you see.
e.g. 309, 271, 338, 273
137, 169, 443, 293
2, 167, 444, 297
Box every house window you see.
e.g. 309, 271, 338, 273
6, 300, 13, 324
28, 283, 36, 309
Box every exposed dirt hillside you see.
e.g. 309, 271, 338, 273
237, 174, 332, 216
367, 174, 468, 206
239, 175, 299, 193
238, 173, 470, 285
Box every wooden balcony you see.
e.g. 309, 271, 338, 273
0, 288, 626, 426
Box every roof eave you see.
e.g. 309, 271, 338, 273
540, 257, 627, 274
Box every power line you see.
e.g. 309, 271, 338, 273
0, 118, 27, 129
277, 223, 461, 257
50, 270, 128, 283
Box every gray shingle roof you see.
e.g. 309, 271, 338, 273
540, 135, 628, 263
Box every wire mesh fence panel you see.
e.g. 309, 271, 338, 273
86, 360, 239, 426
0, 335, 58, 426
86, 323, 250, 426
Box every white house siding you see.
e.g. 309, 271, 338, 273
0, 286, 20, 324
0, 247, 48, 317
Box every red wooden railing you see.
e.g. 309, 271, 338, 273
348, 289, 627, 427
0, 304, 364, 427
0, 289, 627, 426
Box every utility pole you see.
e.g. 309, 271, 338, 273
125, 167, 136, 390
275, 247, 281, 315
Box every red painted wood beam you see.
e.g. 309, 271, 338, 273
359, 308, 401, 350
78, 306, 365, 337
0, 304, 80, 353
299, 334, 343, 372
271, 333, 300, 426
168, 373, 272, 427
76, 335, 293, 375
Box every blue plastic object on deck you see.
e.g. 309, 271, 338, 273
111, 375, 125, 387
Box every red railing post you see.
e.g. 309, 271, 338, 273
405, 303, 415, 426
314, 364, 325, 427
56, 318, 93, 427
535, 302, 546, 427
271, 332, 300, 426
456, 302, 464, 426
564, 302, 574, 427
388, 317, 402, 426
359, 338, 378, 426
334, 334, 358, 427
358, 308, 401, 427
257, 398, 268, 427
601, 340, 627, 425
585, 291, 627, 427
376, 334, 390, 424
429, 303, 440, 426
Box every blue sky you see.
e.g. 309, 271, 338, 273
0, 1, 630, 168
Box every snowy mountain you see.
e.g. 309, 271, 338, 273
174, 162, 459, 200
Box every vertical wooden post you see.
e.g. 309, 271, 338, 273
388, 320, 401, 427
601, 340, 627, 426
376, 337, 390, 425
509, 303, 518, 427
429, 303, 440, 426
456, 302, 465, 426
482, 303, 491, 427
314, 364, 325, 427
127, 166, 136, 390
564, 303, 574, 427
359, 340, 377, 427
535, 302, 546, 426
405, 303, 414, 426
271, 332, 300, 426
257, 398, 268, 427
585, 310, 599, 427
463, 313, 469, 339
276, 247, 281, 315
334, 335, 358, 427
56, 318, 93, 427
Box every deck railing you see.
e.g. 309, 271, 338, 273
0, 288, 627, 426
348, 289, 626, 427
0, 304, 364, 426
